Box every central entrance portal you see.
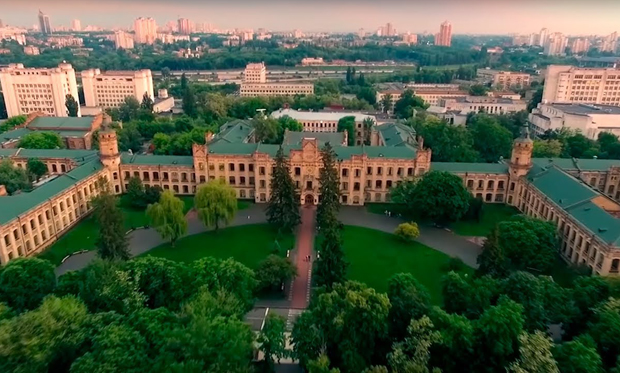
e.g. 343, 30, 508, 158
304, 194, 314, 205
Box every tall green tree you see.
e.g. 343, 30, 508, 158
258, 313, 289, 371
182, 85, 198, 117
0, 159, 31, 194
18, 132, 65, 149
140, 92, 154, 111
387, 316, 441, 373
316, 143, 341, 231
387, 273, 431, 341
468, 114, 513, 162
26, 158, 47, 181
314, 210, 348, 290
266, 147, 300, 233
337, 116, 356, 145
118, 96, 140, 122
393, 89, 427, 119
93, 185, 130, 261
255, 254, 297, 293
194, 180, 237, 231
468, 84, 489, 96
533, 139, 563, 158
65, 94, 79, 117
0, 258, 56, 312
362, 117, 374, 145
381, 94, 393, 113
553, 335, 604, 373
508, 331, 559, 373
146, 190, 188, 247
414, 116, 479, 162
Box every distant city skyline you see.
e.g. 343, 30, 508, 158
1, 0, 619, 35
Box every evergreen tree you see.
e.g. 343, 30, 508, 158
140, 92, 154, 111
314, 207, 347, 291
316, 143, 340, 231
266, 147, 300, 233
93, 180, 130, 261
65, 94, 79, 117
182, 85, 197, 118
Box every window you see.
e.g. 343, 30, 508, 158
377, 167, 383, 175
240, 176, 246, 185
200, 175, 206, 183
367, 167, 372, 175
354, 182, 360, 191
52, 164, 57, 172
306, 181, 313, 190
375, 180, 382, 189
229, 163, 235, 171
249, 164, 254, 172
229, 176, 236, 185
342, 168, 349, 177
295, 167, 301, 176
219, 164, 225, 171
209, 164, 215, 171
407, 168, 413, 176
260, 167, 266, 175
498, 181, 505, 190
240, 164, 245, 172
260, 180, 266, 188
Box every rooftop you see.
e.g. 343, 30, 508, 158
212, 119, 254, 144
28, 117, 95, 130
533, 158, 620, 172
547, 103, 620, 116
282, 131, 345, 146
271, 109, 375, 123
431, 162, 509, 174
0, 148, 99, 164
377, 122, 417, 147
0, 159, 103, 225
120, 153, 194, 166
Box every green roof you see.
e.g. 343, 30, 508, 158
431, 162, 509, 174
378, 123, 417, 147
528, 164, 620, 246
121, 153, 194, 166
283, 131, 345, 146
0, 160, 103, 225
0, 148, 98, 165
28, 117, 94, 130
212, 120, 254, 144
0, 128, 30, 141
532, 158, 620, 172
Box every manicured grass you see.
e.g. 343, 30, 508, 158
39, 216, 100, 266
450, 204, 519, 237
365, 203, 397, 215
119, 195, 196, 229
237, 200, 253, 210
338, 226, 473, 304
146, 224, 295, 269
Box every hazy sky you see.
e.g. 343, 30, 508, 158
1, 0, 619, 35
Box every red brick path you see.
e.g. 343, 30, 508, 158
290, 206, 315, 309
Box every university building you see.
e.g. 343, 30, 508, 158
81, 69, 154, 108
239, 62, 314, 97
1, 121, 620, 276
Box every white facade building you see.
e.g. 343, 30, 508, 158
240, 62, 313, 97
529, 103, 620, 139
244, 62, 267, 83
114, 30, 134, 50
81, 69, 154, 108
133, 17, 157, 45
543, 65, 620, 106
0, 63, 79, 117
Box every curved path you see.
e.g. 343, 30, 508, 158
56, 205, 481, 276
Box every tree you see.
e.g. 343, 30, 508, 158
255, 255, 297, 293
266, 147, 300, 233
0, 296, 90, 373
126, 175, 145, 207
93, 186, 130, 261
533, 139, 563, 158
182, 85, 198, 117
337, 116, 356, 146
118, 96, 140, 122
316, 143, 341, 231
253, 115, 280, 144
553, 335, 604, 373
18, 132, 65, 149
194, 180, 237, 231
308, 355, 341, 373
0, 159, 31, 194
381, 94, 393, 113
528, 86, 543, 112
468, 84, 489, 96
394, 222, 420, 242
468, 114, 513, 162
26, 158, 47, 181
65, 94, 79, 117
414, 116, 479, 162
146, 190, 188, 246
387, 273, 431, 342
564, 133, 598, 158
277, 115, 303, 140
0, 258, 56, 312
393, 89, 427, 119
140, 92, 154, 111
409, 171, 470, 224
357, 87, 377, 105
258, 313, 289, 371
588, 299, 620, 368
508, 331, 559, 373
387, 316, 441, 373
362, 117, 374, 145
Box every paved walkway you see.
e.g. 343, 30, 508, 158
290, 206, 316, 309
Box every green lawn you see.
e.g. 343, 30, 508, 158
450, 204, 519, 237
146, 224, 294, 269
365, 203, 397, 215
339, 226, 473, 304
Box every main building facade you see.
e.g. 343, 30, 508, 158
1, 121, 620, 277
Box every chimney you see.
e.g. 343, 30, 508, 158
0, 185, 7, 196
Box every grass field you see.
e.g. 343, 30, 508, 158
339, 226, 473, 304
450, 204, 519, 237
146, 224, 294, 269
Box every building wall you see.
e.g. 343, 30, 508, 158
0, 63, 80, 117
239, 83, 314, 97
528, 103, 620, 139
543, 65, 620, 106
81, 69, 154, 108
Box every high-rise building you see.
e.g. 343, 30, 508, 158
542, 65, 620, 106
544, 32, 568, 56
133, 17, 157, 44
358, 28, 365, 39
114, 30, 135, 50
177, 18, 193, 35
570, 38, 591, 54
38, 10, 52, 34
0, 63, 79, 117
81, 69, 154, 108
435, 21, 452, 47
600, 32, 618, 53
538, 28, 548, 47
244, 62, 267, 83
402, 32, 418, 45
0, 20, 4, 28
385, 23, 395, 37
71, 19, 81, 31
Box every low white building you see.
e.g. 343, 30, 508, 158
529, 103, 620, 139
438, 96, 527, 115
81, 69, 154, 108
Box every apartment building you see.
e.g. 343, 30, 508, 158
438, 96, 527, 115
529, 103, 620, 139
133, 17, 157, 45
81, 69, 154, 108
239, 62, 314, 97
114, 30, 134, 50
376, 87, 467, 111
542, 65, 620, 106
544, 32, 568, 56
435, 21, 452, 47
0, 63, 80, 117
477, 69, 531, 89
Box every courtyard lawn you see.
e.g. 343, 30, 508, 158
450, 204, 519, 237
39, 216, 100, 266
339, 226, 473, 305
145, 224, 295, 269
119, 195, 196, 229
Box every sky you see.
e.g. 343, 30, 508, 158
1, 0, 619, 35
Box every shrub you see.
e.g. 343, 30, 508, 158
394, 222, 420, 242
444, 257, 466, 272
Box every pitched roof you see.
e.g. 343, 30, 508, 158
527, 164, 620, 246
0, 160, 103, 225
0, 148, 99, 165
28, 117, 94, 130
212, 119, 254, 144
533, 158, 620, 172
431, 162, 509, 174
377, 122, 417, 147
282, 131, 345, 146
120, 153, 194, 166
0, 128, 30, 141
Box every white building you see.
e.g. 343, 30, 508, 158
71, 19, 81, 32
81, 69, 154, 108
543, 65, 620, 106
240, 62, 313, 97
544, 32, 568, 56
0, 63, 80, 117
438, 96, 527, 115
529, 103, 620, 139
0, 26, 26, 45
133, 17, 157, 45
114, 30, 134, 50
244, 62, 267, 83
